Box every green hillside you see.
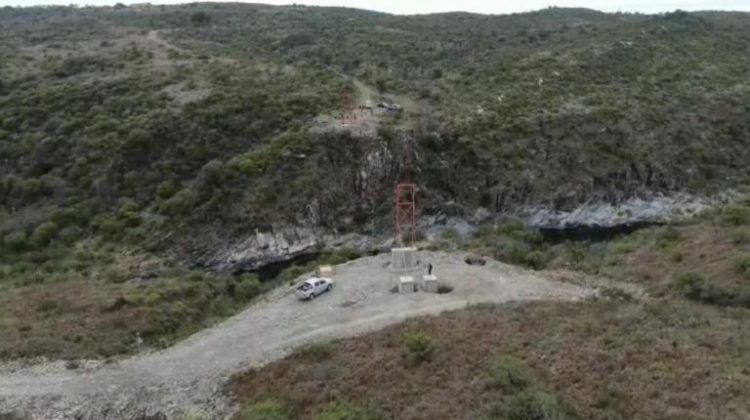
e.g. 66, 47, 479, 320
3, 5, 750, 241
2, 4, 750, 359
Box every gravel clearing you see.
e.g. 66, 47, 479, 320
0, 251, 594, 419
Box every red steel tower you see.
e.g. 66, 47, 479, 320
341, 90, 355, 125
395, 183, 417, 246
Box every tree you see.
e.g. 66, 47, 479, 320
190, 11, 211, 25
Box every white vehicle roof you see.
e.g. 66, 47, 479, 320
303, 277, 326, 285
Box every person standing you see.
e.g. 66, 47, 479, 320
428, 263, 433, 275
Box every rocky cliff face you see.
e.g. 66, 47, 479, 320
177, 226, 377, 273
176, 119, 739, 272
515, 192, 735, 228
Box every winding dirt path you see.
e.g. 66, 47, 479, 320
0, 252, 595, 419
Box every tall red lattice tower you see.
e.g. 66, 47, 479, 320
395, 183, 417, 246
341, 90, 355, 125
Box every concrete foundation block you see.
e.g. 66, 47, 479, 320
318, 265, 335, 277
392, 247, 418, 271
399, 276, 416, 294
422, 274, 438, 293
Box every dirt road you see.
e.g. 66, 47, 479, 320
0, 252, 594, 419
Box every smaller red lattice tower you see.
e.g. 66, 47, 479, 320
341, 90, 355, 125
395, 183, 417, 246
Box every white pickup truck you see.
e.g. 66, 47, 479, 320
295, 277, 334, 300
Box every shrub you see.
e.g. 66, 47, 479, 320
20, 178, 43, 201
441, 227, 460, 243
3, 230, 30, 252
656, 226, 682, 248
190, 11, 211, 25
400, 329, 437, 364
159, 188, 198, 216
496, 239, 532, 266
721, 205, 750, 226
316, 399, 375, 420
524, 250, 546, 270
734, 255, 750, 278
498, 218, 525, 235
32, 221, 58, 246
92, 214, 126, 239
610, 236, 638, 254
506, 391, 568, 420
320, 248, 361, 266
487, 355, 530, 391
673, 272, 726, 303
568, 243, 586, 265
58, 226, 83, 244
297, 341, 336, 360
117, 200, 141, 227
50, 207, 84, 228
731, 229, 750, 245
104, 266, 131, 283
156, 180, 177, 199
241, 400, 292, 420
36, 299, 61, 313
181, 410, 210, 420
237, 275, 262, 300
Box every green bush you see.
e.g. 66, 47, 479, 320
734, 255, 750, 278
58, 226, 83, 244
490, 239, 533, 266
91, 214, 126, 239
190, 11, 211, 25
241, 400, 293, 420
297, 340, 336, 360
117, 200, 141, 227
104, 266, 131, 283
656, 226, 682, 248
237, 275, 262, 300
315, 400, 375, 420
32, 221, 58, 246
487, 355, 530, 391
159, 188, 198, 216
320, 248, 361, 266
673, 272, 725, 303
524, 250, 546, 270
156, 180, 178, 199
400, 329, 437, 364
50, 207, 84, 228
3, 231, 30, 252
506, 391, 568, 420
731, 229, 750, 245
610, 236, 639, 254
441, 227, 460, 242
498, 218, 525, 235
721, 205, 750, 226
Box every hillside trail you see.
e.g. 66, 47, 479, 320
0, 251, 600, 419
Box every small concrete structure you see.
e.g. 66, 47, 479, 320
399, 276, 417, 294
421, 274, 438, 293
319, 265, 335, 278
391, 247, 418, 271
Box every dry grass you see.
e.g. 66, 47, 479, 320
0, 279, 155, 360
0, 241, 269, 361
230, 299, 750, 420
551, 220, 750, 303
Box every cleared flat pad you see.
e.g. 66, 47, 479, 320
0, 251, 594, 419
